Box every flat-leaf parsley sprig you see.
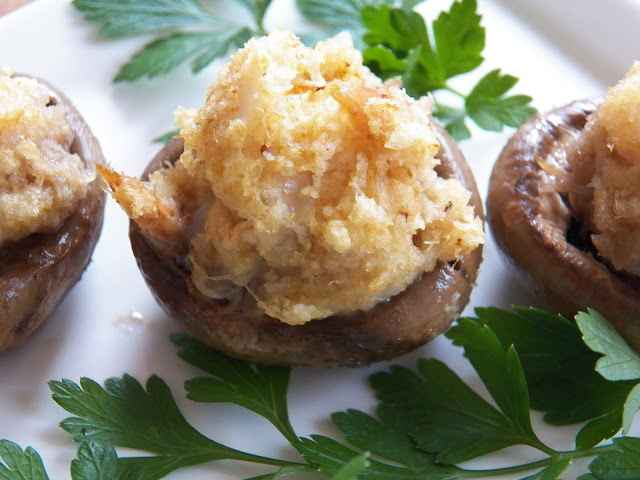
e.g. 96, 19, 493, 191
298, 0, 537, 140
72, 0, 262, 81
3, 307, 640, 479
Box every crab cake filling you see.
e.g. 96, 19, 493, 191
0, 70, 93, 247
565, 63, 640, 276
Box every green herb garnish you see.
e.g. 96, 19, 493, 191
73, 0, 535, 140
460, 307, 638, 449
4, 307, 640, 479
0, 440, 49, 480
72, 0, 258, 81
70, 442, 119, 480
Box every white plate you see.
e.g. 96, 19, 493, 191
0, 1, 637, 479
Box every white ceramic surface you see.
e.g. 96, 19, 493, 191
0, 1, 637, 479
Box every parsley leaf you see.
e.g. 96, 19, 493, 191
235, 0, 272, 30
465, 69, 536, 131
370, 359, 541, 464
0, 440, 49, 480
363, 0, 534, 139
446, 319, 543, 448
575, 309, 640, 382
331, 408, 438, 469
72, 0, 273, 81
622, 384, 640, 436
366, 0, 483, 94
296, 436, 362, 476
460, 307, 635, 449
576, 309, 640, 435
587, 437, 640, 479
361, 5, 424, 57
72, 0, 223, 37
432, 105, 470, 141
172, 332, 297, 444
329, 409, 464, 478
362, 44, 407, 79
295, 0, 364, 39
331, 453, 370, 480
70, 442, 118, 480
49, 375, 296, 479
296, 435, 458, 479
114, 28, 252, 81
431, 0, 484, 78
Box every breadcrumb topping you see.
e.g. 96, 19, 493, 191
0, 70, 92, 247
104, 30, 484, 325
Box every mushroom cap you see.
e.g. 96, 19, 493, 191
487, 99, 640, 350
130, 121, 484, 366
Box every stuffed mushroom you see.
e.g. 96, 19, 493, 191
100, 30, 484, 365
488, 63, 640, 350
0, 70, 106, 352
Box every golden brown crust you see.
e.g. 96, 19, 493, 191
131, 122, 483, 366
487, 99, 640, 350
0, 75, 106, 352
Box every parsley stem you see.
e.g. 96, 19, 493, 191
222, 449, 308, 468
459, 458, 557, 478
443, 84, 467, 99
526, 437, 560, 458
455, 443, 618, 478
272, 418, 299, 446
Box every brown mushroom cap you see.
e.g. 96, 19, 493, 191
130, 121, 484, 366
0, 76, 106, 353
487, 99, 640, 350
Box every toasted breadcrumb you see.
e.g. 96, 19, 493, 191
104, 30, 484, 325
0, 69, 93, 247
